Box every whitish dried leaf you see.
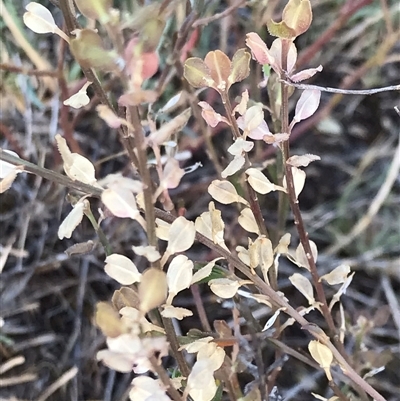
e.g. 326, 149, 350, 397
262, 309, 282, 331
198, 101, 229, 127
23, 2, 57, 34
258, 237, 274, 277
105, 254, 141, 285
221, 155, 245, 178
58, 200, 86, 239
63, 81, 92, 109
289, 273, 315, 305
96, 105, 129, 129
238, 208, 260, 234
102, 187, 139, 220
208, 180, 249, 205
0, 169, 20, 193
263, 132, 290, 144
329, 272, 354, 310
155, 218, 170, 241
159, 91, 184, 114
120, 306, 164, 334
180, 336, 214, 353
287, 154, 320, 168
233, 89, 249, 115
187, 360, 218, 401
191, 258, 224, 284
129, 377, 171, 401
95, 302, 125, 338
274, 233, 291, 254
166, 255, 193, 304
167, 216, 195, 254
312, 393, 339, 401
195, 207, 228, 251
197, 342, 225, 370
99, 174, 142, 193
292, 89, 321, 125
161, 305, 193, 320
227, 137, 254, 156
269, 38, 297, 74
320, 264, 351, 285
246, 168, 285, 194
138, 268, 168, 313
0, 150, 20, 178
132, 245, 160, 262
295, 240, 318, 270
244, 104, 264, 132
97, 349, 135, 373
209, 278, 241, 298
148, 108, 191, 146
283, 166, 306, 199
308, 340, 333, 380
55, 134, 97, 185
236, 245, 250, 266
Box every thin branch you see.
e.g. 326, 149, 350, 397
282, 80, 400, 95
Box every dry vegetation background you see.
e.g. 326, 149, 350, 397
0, 0, 399, 400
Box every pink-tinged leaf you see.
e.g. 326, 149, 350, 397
198, 101, 229, 127
204, 50, 231, 93
293, 89, 321, 124
270, 38, 297, 74
237, 114, 272, 140
101, 187, 139, 220
263, 132, 290, 144
97, 105, 129, 129
221, 155, 245, 178
184, 57, 214, 88
118, 90, 158, 106
245, 32, 277, 67
290, 65, 323, 82
287, 154, 321, 167
162, 158, 185, 189
105, 254, 141, 285
58, 200, 86, 240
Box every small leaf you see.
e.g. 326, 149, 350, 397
289, 273, 315, 305
287, 154, 320, 167
161, 305, 193, 320
129, 377, 170, 401
63, 81, 92, 109
138, 268, 168, 313
295, 240, 318, 270
155, 218, 170, 241
166, 255, 194, 304
246, 168, 285, 194
162, 158, 185, 189
0, 169, 19, 193
23, 2, 57, 34
290, 65, 323, 82
221, 155, 245, 178
74, 0, 112, 24
320, 264, 351, 285
308, 340, 333, 380
101, 187, 139, 220
208, 180, 249, 205
166, 216, 196, 254
266, 20, 297, 39
97, 105, 130, 129
95, 302, 126, 338
184, 57, 214, 88
191, 258, 224, 284
209, 278, 241, 298
274, 233, 291, 254
58, 200, 86, 240
233, 90, 249, 115
282, 0, 312, 37
204, 50, 231, 93
245, 32, 278, 71
0, 150, 20, 178
262, 309, 283, 331
104, 254, 141, 285
329, 273, 354, 311
198, 101, 229, 127
228, 48, 251, 87
238, 208, 260, 234
283, 166, 306, 199
132, 245, 160, 263
292, 89, 321, 124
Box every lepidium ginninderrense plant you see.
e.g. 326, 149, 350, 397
1, 0, 396, 400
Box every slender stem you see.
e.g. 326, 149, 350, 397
84, 205, 112, 256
